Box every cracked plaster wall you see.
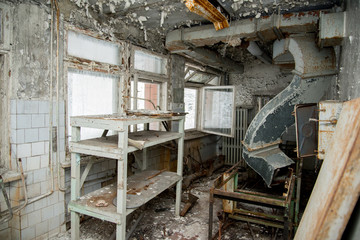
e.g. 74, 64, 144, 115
229, 60, 293, 107
338, 0, 360, 101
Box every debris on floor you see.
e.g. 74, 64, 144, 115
51, 170, 280, 240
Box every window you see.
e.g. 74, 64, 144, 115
67, 30, 120, 65
131, 80, 161, 131
201, 86, 235, 137
134, 49, 168, 75
130, 47, 168, 132
184, 88, 197, 130
67, 69, 118, 140
66, 30, 121, 141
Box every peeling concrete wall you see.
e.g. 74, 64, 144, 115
170, 54, 185, 113
11, 3, 54, 99
229, 61, 293, 107
59, 0, 167, 54
338, 0, 360, 101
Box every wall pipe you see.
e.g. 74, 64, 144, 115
55, 0, 66, 192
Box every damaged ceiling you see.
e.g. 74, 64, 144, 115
8, 0, 341, 69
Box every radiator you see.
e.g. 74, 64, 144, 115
222, 107, 248, 166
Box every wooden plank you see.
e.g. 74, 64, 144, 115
69, 171, 181, 216
126, 171, 181, 209
71, 126, 81, 240
295, 98, 360, 240
175, 118, 185, 216
70, 131, 182, 158
71, 114, 184, 127
117, 130, 128, 240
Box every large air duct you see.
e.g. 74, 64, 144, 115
242, 36, 337, 186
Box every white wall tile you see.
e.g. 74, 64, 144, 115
31, 114, 45, 128
11, 130, 17, 144
32, 142, 44, 156
34, 198, 47, 211
21, 214, 28, 230
11, 100, 17, 114
16, 130, 25, 144
25, 171, 33, 185
20, 203, 34, 215
11, 115, 17, 130
53, 202, 64, 217
17, 100, 25, 114
38, 101, 49, 114
24, 101, 39, 114
26, 156, 40, 171
25, 129, 39, 143
33, 168, 47, 183
17, 115, 31, 129
41, 205, 54, 221
48, 215, 60, 231
27, 183, 41, 199
27, 210, 42, 226
21, 226, 35, 240
40, 155, 49, 169
35, 220, 48, 237
17, 144, 32, 158
40, 181, 49, 195
38, 128, 49, 141
47, 191, 58, 206
44, 115, 50, 127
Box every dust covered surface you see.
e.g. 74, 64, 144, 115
51, 172, 279, 240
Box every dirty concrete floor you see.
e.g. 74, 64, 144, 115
51, 174, 280, 240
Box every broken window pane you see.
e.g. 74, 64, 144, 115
184, 88, 197, 130
68, 69, 118, 140
208, 76, 220, 86
131, 81, 160, 131
188, 72, 215, 84
67, 31, 120, 65
201, 86, 235, 137
185, 69, 195, 79
134, 50, 167, 75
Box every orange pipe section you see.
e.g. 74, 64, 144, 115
185, 0, 229, 31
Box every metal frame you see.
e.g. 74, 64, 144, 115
69, 114, 185, 240
209, 159, 302, 240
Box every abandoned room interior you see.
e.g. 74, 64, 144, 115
0, 0, 359, 239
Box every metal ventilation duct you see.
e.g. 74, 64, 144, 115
242, 36, 337, 186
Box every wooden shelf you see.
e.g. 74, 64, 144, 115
70, 131, 181, 159
68, 171, 181, 224
69, 114, 185, 239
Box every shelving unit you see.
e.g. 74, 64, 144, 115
68, 114, 185, 240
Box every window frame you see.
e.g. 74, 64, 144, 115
131, 46, 170, 80
184, 63, 236, 137
130, 46, 169, 132
184, 87, 199, 131
64, 26, 124, 145
199, 85, 236, 138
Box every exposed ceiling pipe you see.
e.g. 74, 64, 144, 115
166, 10, 323, 52
242, 36, 337, 186
247, 41, 272, 64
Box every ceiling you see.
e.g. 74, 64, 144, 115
12, 0, 341, 71
81, 0, 340, 34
